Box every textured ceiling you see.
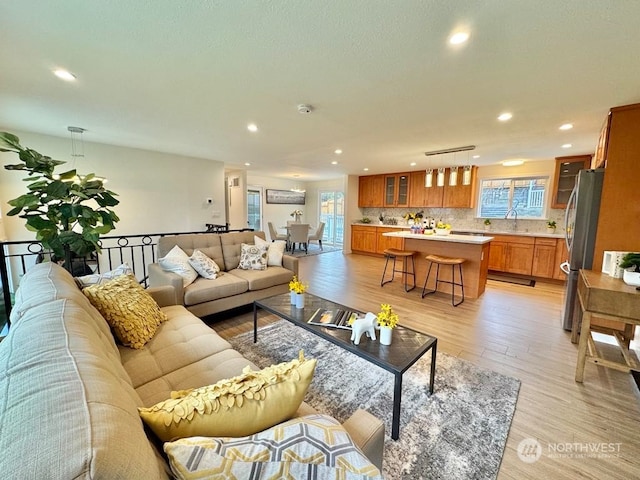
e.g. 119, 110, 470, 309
2, 1, 640, 181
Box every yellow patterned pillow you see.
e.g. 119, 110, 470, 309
139, 351, 316, 441
83, 274, 168, 349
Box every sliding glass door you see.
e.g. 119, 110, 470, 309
319, 190, 344, 246
247, 187, 262, 231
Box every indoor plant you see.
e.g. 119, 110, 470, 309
619, 253, 640, 286
290, 209, 303, 222
378, 213, 384, 225
376, 303, 398, 345
1, 131, 119, 273
483, 218, 491, 230
546, 220, 557, 233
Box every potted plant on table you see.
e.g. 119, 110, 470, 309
376, 303, 398, 345
290, 209, 303, 222
619, 253, 640, 286
483, 218, 491, 231
1, 132, 120, 274
288, 275, 308, 308
546, 220, 557, 233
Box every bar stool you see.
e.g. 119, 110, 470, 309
380, 248, 416, 292
421, 254, 466, 306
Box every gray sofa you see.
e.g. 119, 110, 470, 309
0, 262, 385, 478
149, 231, 297, 317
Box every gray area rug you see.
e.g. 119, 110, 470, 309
288, 244, 342, 257
230, 321, 521, 480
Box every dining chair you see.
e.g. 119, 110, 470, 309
268, 222, 288, 242
288, 223, 310, 254
308, 222, 326, 250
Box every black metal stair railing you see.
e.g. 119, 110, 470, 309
0, 228, 254, 330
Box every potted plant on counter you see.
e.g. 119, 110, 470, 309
619, 253, 640, 286
483, 218, 491, 231
546, 220, 557, 233
378, 213, 384, 225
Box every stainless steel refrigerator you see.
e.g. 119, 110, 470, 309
561, 168, 605, 330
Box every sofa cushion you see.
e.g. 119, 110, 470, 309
158, 234, 226, 272
220, 231, 266, 270
229, 266, 295, 291
188, 249, 221, 279
83, 274, 168, 349
254, 235, 286, 266
183, 274, 248, 306
159, 245, 198, 287
238, 243, 268, 270
163, 414, 383, 480
119, 305, 237, 390
138, 353, 316, 441
0, 298, 168, 479
74, 262, 133, 288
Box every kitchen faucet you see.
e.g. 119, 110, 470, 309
504, 207, 518, 231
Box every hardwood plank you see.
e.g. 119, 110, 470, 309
212, 251, 640, 479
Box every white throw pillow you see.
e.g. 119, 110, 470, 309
158, 245, 198, 287
238, 243, 268, 270
74, 263, 133, 288
188, 249, 221, 279
254, 235, 286, 267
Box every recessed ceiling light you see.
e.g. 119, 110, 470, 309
472, 155, 480, 159
363, 168, 369, 171
559, 123, 573, 130
53, 69, 76, 81
497, 112, 513, 122
449, 31, 470, 45
410, 162, 417, 166
562, 143, 572, 148
502, 159, 524, 166
247, 123, 258, 132
331, 161, 338, 165
244, 162, 251, 166
334, 149, 342, 155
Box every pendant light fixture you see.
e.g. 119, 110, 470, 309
463, 165, 472, 186
425, 168, 434, 188
68, 126, 85, 159
449, 152, 458, 186
436, 167, 446, 187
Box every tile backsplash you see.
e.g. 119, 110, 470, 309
360, 207, 566, 235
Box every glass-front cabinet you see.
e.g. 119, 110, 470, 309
384, 173, 410, 207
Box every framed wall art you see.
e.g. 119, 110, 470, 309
265, 189, 306, 205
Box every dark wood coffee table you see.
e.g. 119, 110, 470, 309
253, 292, 437, 440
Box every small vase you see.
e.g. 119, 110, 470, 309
380, 326, 393, 345
484, 225, 491, 231
547, 227, 556, 234
290, 291, 296, 304
295, 293, 305, 308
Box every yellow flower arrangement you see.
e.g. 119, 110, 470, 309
402, 210, 424, 221
288, 275, 307, 294
376, 303, 399, 329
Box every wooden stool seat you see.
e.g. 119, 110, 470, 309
422, 255, 466, 306
381, 249, 417, 292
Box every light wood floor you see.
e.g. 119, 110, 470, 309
213, 251, 640, 479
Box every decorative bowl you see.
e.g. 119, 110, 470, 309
623, 269, 640, 287
435, 228, 451, 236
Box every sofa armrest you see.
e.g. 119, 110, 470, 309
148, 263, 184, 305
282, 255, 299, 276
146, 285, 178, 307
342, 409, 385, 472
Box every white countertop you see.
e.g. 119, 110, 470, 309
382, 230, 493, 244
352, 223, 564, 239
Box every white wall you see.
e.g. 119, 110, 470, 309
226, 169, 248, 230
0, 129, 226, 240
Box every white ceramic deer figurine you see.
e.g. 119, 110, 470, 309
350, 312, 378, 345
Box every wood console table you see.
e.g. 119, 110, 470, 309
574, 269, 640, 382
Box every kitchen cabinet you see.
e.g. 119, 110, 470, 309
488, 235, 534, 276
375, 227, 404, 254
351, 225, 377, 253
384, 173, 410, 207
554, 237, 569, 280
591, 113, 611, 169
532, 238, 558, 278
443, 166, 477, 208
593, 103, 640, 270
358, 175, 385, 208
550, 155, 592, 209
408, 171, 426, 207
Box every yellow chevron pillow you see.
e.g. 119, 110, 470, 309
139, 351, 316, 441
83, 274, 168, 349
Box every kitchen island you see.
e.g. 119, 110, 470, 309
381, 231, 493, 299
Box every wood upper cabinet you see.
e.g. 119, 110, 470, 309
384, 173, 410, 207
443, 166, 477, 208
551, 155, 592, 209
358, 175, 385, 207
532, 238, 558, 278
408, 171, 426, 207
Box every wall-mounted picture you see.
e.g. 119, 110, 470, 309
266, 189, 306, 205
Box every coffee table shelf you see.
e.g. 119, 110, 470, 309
254, 292, 437, 440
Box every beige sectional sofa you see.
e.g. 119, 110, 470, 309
149, 231, 297, 317
0, 262, 384, 478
